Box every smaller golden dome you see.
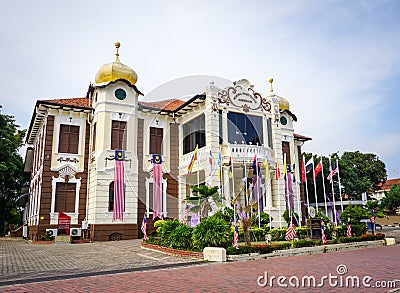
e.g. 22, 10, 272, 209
277, 96, 290, 111
95, 42, 138, 86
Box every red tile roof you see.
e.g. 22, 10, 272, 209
378, 178, 400, 191
139, 99, 185, 111
294, 133, 312, 141
41, 97, 91, 108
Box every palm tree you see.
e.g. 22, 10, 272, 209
185, 184, 222, 220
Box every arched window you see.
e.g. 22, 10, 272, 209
108, 181, 126, 212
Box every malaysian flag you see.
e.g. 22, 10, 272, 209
285, 222, 297, 241
141, 215, 148, 240
233, 225, 239, 249
321, 223, 327, 244
327, 163, 338, 181
113, 150, 125, 222
346, 218, 352, 237
152, 154, 163, 220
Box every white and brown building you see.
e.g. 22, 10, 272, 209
24, 43, 311, 241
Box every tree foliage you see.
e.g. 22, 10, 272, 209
381, 184, 400, 212
0, 107, 27, 235
340, 151, 386, 199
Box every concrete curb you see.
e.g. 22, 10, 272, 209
227, 239, 388, 262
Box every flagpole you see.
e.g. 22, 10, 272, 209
219, 147, 223, 201
303, 155, 310, 219
320, 156, 328, 217
196, 145, 200, 188
243, 151, 247, 208
312, 158, 319, 213
256, 155, 261, 228
336, 159, 344, 213
267, 167, 272, 230
294, 152, 301, 228
277, 160, 282, 228
231, 151, 236, 223
284, 154, 292, 226
329, 157, 338, 226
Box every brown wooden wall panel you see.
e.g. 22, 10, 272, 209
90, 224, 138, 242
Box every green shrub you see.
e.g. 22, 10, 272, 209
295, 227, 308, 239
226, 246, 258, 255
155, 219, 181, 246
269, 228, 287, 241
192, 216, 231, 250
213, 207, 234, 224
169, 224, 193, 250
293, 239, 316, 248
251, 212, 271, 226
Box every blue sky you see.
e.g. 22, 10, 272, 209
0, 1, 399, 178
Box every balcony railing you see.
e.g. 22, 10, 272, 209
181, 144, 274, 167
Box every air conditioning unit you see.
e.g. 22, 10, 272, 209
46, 229, 58, 237
70, 228, 82, 237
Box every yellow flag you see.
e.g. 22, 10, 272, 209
264, 158, 269, 181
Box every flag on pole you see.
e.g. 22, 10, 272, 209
113, 150, 125, 222
141, 215, 148, 240
217, 150, 222, 179
301, 158, 306, 183
252, 154, 257, 174
283, 155, 287, 179
313, 160, 323, 181
209, 150, 213, 175
233, 225, 239, 249
305, 158, 314, 173
321, 222, 327, 244
285, 222, 297, 241
327, 163, 338, 181
264, 158, 269, 181
346, 218, 352, 237
152, 154, 163, 220
275, 161, 281, 180
187, 145, 198, 176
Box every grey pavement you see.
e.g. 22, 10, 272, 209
0, 238, 203, 287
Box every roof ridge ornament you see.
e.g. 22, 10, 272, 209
269, 78, 274, 93
115, 42, 121, 62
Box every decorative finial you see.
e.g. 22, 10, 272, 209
115, 42, 121, 61
269, 78, 274, 93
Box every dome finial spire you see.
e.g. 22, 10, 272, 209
115, 42, 121, 62
268, 78, 274, 93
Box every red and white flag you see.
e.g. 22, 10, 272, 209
141, 216, 148, 240
233, 225, 239, 249
285, 222, 297, 241
113, 150, 125, 222
152, 154, 163, 220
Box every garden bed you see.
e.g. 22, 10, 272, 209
141, 242, 204, 259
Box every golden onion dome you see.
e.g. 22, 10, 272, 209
268, 78, 290, 110
95, 42, 138, 86
277, 96, 290, 111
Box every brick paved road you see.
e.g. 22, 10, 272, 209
0, 238, 200, 286
1, 241, 399, 292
